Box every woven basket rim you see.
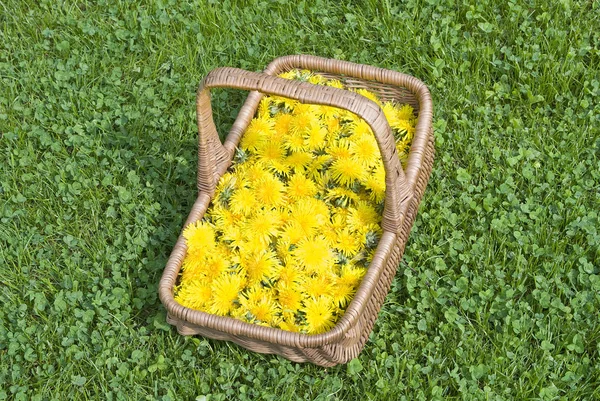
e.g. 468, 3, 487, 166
159, 54, 433, 349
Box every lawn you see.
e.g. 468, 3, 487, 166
1, 0, 599, 400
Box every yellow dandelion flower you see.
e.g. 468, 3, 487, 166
363, 247, 378, 265
351, 119, 373, 139
257, 97, 273, 118
180, 254, 206, 282
288, 208, 319, 234
277, 261, 302, 287
287, 174, 317, 200
394, 119, 416, 138
271, 95, 297, 111
321, 212, 346, 246
307, 198, 331, 221
265, 127, 287, 148
221, 224, 245, 249
396, 103, 415, 121
288, 111, 314, 136
354, 88, 381, 105
209, 204, 239, 229
241, 250, 281, 286
279, 221, 308, 245
267, 159, 292, 177
382, 102, 401, 130
326, 115, 342, 135
313, 170, 333, 192
306, 154, 333, 180
285, 151, 313, 172
253, 174, 286, 207
326, 79, 344, 89
327, 138, 352, 159
396, 140, 411, 162
308, 74, 324, 85
363, 164, 386, 203
215, 243, 233, 260
209, 273, 245, 316
243, 208, 282, 246
240, 162, 270, 183
294, 103, 322, 116
255, 140, 290, 177
256, 139, 285, 162
347, 201, 380, 231
239, 233, 268, 256
229, 250, 242, 267
280, 320, 299, 332
267, 316, 284, 328
250, 301, 279, 325
229, 187, 257, 216
288, 198, 330, 233
240, 286, 280, 324
278, 70, 296, 80
275, 238, 293, 262
284, 129, 308, 152
339, 264, 366, 285
301, 274, 334, 299
325, 187, 361, 208
319, 105, 340, 121
331, 265, 365, 307
330, 156, 364, 187
199, 254, 230, 280
330, 282, 354, 308
304, 123, 327, 151
302, 296, 335, 334
279, 312, 301, 332
214, 172, 238, 200
293, 236, 335, 275
272, 207, 290, 226
242, 285, 268, 304
334, 228, 362, 257
277, 284, 304, 313
183, 220, 216, 258
350, 134, 380, 168
175, 278, 213, 311
240, 116, 273, 152
273, 113, 293, 135
230, 305, 248, 321
333, 206, 351, 221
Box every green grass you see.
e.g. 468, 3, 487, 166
1, 0, 599, 399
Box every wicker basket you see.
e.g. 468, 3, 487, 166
158, 55, 434, 367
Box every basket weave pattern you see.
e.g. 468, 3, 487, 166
159, 55, 434, 366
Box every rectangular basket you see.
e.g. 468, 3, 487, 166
158, 55, 434, 367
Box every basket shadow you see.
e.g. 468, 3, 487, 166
115, 88, 250, 331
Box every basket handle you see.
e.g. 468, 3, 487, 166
196, 67, 411, 232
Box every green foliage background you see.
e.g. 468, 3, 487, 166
1, 0, 599, 399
